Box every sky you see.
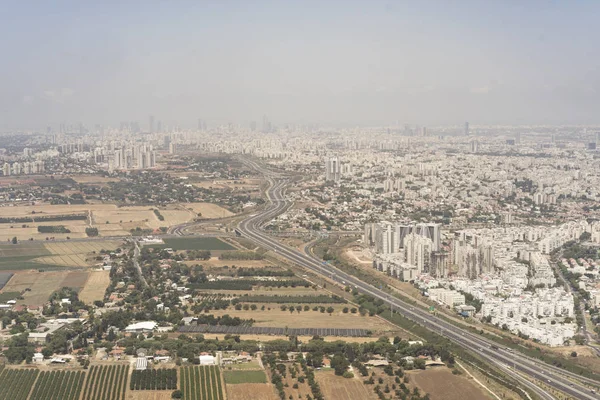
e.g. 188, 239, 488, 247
1, 0, 599, 129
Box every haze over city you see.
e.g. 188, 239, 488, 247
2, 1, 600, 129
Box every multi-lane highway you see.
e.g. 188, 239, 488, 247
237, 171, 600, 400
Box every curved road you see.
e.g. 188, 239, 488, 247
237, 172, 599, 400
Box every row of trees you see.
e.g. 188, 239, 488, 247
130, 369, 177, 390
0, 369, 39, 400
30, 370, 86, 400
81, 365, 129, 400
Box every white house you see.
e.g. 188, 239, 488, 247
124, 321, 157, 334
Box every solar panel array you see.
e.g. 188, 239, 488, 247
179, 324, 369, 337
0, 272, 13, 290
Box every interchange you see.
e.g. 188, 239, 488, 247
236, 170, 600, 400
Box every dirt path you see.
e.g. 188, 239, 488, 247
456, 361, 501, 400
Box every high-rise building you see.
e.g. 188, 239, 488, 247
2, 163, 10, 176
470, 139, 479, 153
464, 122, 469, 136
262, 115, 271, 133
404, 233, 433, 274
149, 115, 155, 133
325, 156, 341, 182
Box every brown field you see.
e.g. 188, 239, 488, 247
183, 202, 234, 218
210, 305, 397, 332
0, 202, 231, 239
70, 175, 120, 184
226, 383, 278, 400
1, 270, 89, 306
126, 392, 173, 400
32, 240, 121, 268
408, 368, 490, 400
79, 271, 111, 304
315, 370, 378, 400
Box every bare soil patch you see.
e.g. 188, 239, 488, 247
225, 383, 278, 400
408, 368, 490, 400
315, 370, 378, 400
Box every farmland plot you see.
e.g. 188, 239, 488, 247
0, 368, 39, 400
30, 370, 86, 400
81, 364, 129, 400
180, 366, 224, 400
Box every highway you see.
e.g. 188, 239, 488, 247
237, 171, 600, 400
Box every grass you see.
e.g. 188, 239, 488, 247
0, 259, 66, 271
0, 291, 20, 302
152, 237, 235, 251
223, 370, 267, 384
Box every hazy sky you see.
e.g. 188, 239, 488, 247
1, 1, 599, 129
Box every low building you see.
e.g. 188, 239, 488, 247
136, 357, 148, 370
199, 355, 216, 365
124, 321, 157, 334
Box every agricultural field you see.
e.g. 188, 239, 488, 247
315, 370, 378, 400
223, 370, 267, 384
130, 369, 177, 390
30, 370, 86, 400
153, 237, 235, 251
79, 270, 111, 304
180, 366, 224, 400
0, 368, 39, 400
0, 202, 227, 240
408, 368, 490, 400
0, 272, 12, 290
80, 364, 129, 400
0, 239, 120, 270
209, 304, 398, 332
225, 384, 278, 400
224, 368, 277, 400
1, 270, 88, 306
182, 202, 234, 219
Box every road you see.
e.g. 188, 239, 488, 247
236, 171, 600, 400
132, 240, 148, 288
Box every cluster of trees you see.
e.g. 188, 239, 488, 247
219, 251, 265, 260
238, 294, 345, 304
153, 209, 165, 221
186, 250, 211, 261
0, 214, 87, 224
189, 279, 310, 291
130, 369, 177, 390
235, 267, 293, 277
37, 225, 71, 233
85, 227, 99, 237
195, 314, 253, 327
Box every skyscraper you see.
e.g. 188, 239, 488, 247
262, 115, 271, 133
149, 115, 155, 133
325, 156, 341, 182
464, 122, 469, 136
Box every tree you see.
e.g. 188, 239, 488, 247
331, 354, 350, 376
326, 307, 334, 315
11, 236, 17, 244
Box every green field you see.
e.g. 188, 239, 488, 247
0, 292, 20, 302
0, 243, 67, 271
0, 242, 50, 257
153, 237, 235, 251
223, 370, 267, 384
